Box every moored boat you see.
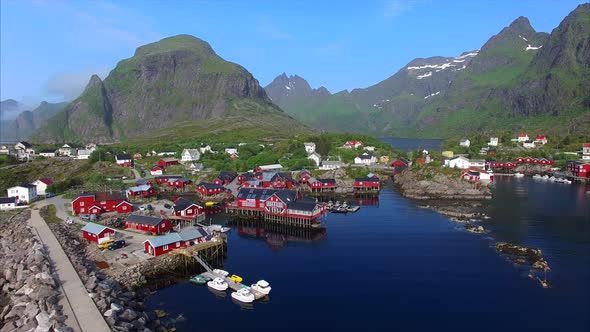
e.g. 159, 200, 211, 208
213, 269, 230, 277
250, 280, 272, 295
231, 287, 256, 303
207, 277, 229, 291
514, 173, 524, 178
532, 174, 542, 180
189, 274, 210, 285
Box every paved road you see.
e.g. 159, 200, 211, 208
29, 202, 111, 332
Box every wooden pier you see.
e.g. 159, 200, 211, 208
192, 253, 267, 300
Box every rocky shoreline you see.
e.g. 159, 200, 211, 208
43, 212, 155, 331
0, 211, 70, 332
495, 242, 551, 288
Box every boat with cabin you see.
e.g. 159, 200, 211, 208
250, 280, 272, 295
207, 277, 229, 291
231, 287, 256, 303
514, 173, 525, 178
189, 274, 210, 285
213, 269, 230, 277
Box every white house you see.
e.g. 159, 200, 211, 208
150, 166, 163, 176
0, 197, 17, 210
459, 139, 470, 147
469, 159, 486, 168
188, 163, 203, 172
199, 144, 212, 154
354, 152, 377, 165
15, 141, 34, 153
517, 133, 529, 142
304, 142, 316, 154
76, 149, 94, 160
85, 143, 97, 150
534, 135, 548, 145
320, 160, 344, 170
225, 147, 238, 155
488, 137, 499, 146
157, 151, 176, 156
7, 184, 37, 204
307, 152, 321, 167
364, 146, 376, 152
32, 178, 53, 196
523, 141, 536, 149
583, 143, 590, 160
0, 145, 12, 155
58, 144, 75, 156
181, 149, 201, 163
445, 156, 471, 169
39, 149, 57, 157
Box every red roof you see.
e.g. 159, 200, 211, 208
38, 178, 53, 185
583, 143, 590, 148
535, 135, 546, 140
518, 133, 528, 137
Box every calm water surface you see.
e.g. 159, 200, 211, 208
146, 139, 589, 331
146, 176, 590, 331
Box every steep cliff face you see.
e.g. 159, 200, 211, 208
35, 35, 303, 143
508, 3, 590, 117
0, 101, 67, 142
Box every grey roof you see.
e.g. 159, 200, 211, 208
167, 177, 190, 183
321, 160, 344, 166
144, 228, 209, 248
174, 197, 201, 211
81, 222, 113, 235
128, 184, 152, 192
0, 197, 17, 204
135, 179, 150, 186
126, 215, 167, 226
40, 149, 56, 153
261, 172, 277, 182
236, 188, 292, 201
357, 152, 374, 160
287, 201, 317, 212
116, 154, 131, 160
274, 190, 298, 203
197, 182, 224, 190
14, 183, 37, 189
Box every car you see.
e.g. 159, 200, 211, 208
79, 214, 90, 220
164, 203, 172, 209
139, 206, 146, 211
146, 204, 153, 211
122, 176, 127, 179
98, 239, 115, 250
228, 275, 243, 283
108, 240, 126, 250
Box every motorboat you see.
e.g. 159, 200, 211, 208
189, 274, 210, 285
231, 287, 256, 303
532, 174, 542, 180
207, 277, 229, 291
549, 176, 556, 182
514, 173, 524, 178
207, 224, 231, 233
250, 280, 272, 295
542, 175, 549, 180
554, 178, 572, 184
213, 269, 229, 277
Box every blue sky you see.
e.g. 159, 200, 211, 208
0, 0, 584, 106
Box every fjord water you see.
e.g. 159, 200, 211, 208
146, 177, 590, 331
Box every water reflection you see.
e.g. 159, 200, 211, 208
233, 221, 327, 252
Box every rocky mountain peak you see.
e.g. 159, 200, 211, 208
134, 34, 215, 58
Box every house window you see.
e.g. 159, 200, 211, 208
122, 205, 127, 210
80, 208, 85, 212
176, 242, 180, 247
163, 245, 168, 250
80, 202, 85, 207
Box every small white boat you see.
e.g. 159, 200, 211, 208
213, 269, 229, 277
514, 173, 525, 178
207, 224, 231, 233
207, 277, 229, 291
542, 175, 549, 180
532, 174, 542, 180
231, 287, 256, 303
549, 176, 556, 182
250, 280, 271, 295
554, 178, 572, 184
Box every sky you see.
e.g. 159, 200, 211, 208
0, 0, 585, 107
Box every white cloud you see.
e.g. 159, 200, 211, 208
43, 66, 111, 101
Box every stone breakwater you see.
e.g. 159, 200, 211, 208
0, 211, 70, 332
46, 222, 154, 331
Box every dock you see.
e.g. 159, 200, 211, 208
192, 253, 266, 300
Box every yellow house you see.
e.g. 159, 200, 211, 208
379, 156, 390, 164
442, 151, 454, 158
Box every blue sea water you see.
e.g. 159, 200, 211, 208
145, 176, 590, 331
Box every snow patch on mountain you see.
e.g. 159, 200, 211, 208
525, 45, 543, 51
416, 71, 433, 79
519, 35, 529, 42
424, 91, 440, 99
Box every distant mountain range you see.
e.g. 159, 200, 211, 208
33, 35, 308, 144
265, 4, 590, 137
0, 100, 67, 142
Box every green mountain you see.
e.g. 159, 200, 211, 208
270, 5, 589, 137
34, 35, 309, 143
1, 101, 67, 142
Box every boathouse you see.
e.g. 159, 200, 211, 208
155, 175, 182, 184
127, 184, 156, 198
124, 215, 172, 235
72, 192, 132, 215
353, 174, 380, 192
81, 222, 116, 243
196, 182, 225, 196
213, 171, 238, 185
308, 178, 337, 192
567, 161, 590, 178
298, 170, 312, 184
167, 177, 192, 188
241, 180, 263, 188
143, 227, 211, 257
157, 158, 179, 168
261, 172, 295, 189
173, 197, 203, 217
